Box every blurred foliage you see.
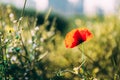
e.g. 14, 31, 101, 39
0, 3, 120, 80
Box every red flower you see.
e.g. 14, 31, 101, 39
65, 28, 93, 48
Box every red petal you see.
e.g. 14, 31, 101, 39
65, 28, 93, 48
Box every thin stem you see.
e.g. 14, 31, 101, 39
19, 0, 32, 66
78, 60, 86, 70
18, 0, 28, 56
78, 47, 95, 63
20, 34, 28, 56
19, 33, 31, 65
16, 0, 31, 66
21, 0, 27, 17
44, 7, 52, 23
18, 0, 27, 28
81, 44, 85, 61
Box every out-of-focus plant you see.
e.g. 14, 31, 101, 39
0, 0, 57, 79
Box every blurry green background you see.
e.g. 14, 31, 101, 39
0, 0, 120, 80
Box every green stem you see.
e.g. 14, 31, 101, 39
20, 0, 32, 66
18, 0, 27, 28
81, 44, 85, 61
17, 0, 28, 55
21, 0, 27, 17
78, 47, 95, 63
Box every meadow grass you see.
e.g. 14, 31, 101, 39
0, 1, 120, 80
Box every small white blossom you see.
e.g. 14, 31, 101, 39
32, 43, 37, 49
11, 56, 17, 61
34, 26, 39, 31
19, 17, 23, 21
13, 20, 17, 23
8, 47, 13, 53
9, 13, 14, 18
40, 38, 44, 42
4, 39, 9, 43
93, 78, 98, 80
47, 32, 55, 37
28, 39, 32, 44
73, 67, 79, 74
6, 54, 10, 58
25, 77, 28, 80
9, 13, 15, 21
31, 30, 35, 36
24, 72, 27, 76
